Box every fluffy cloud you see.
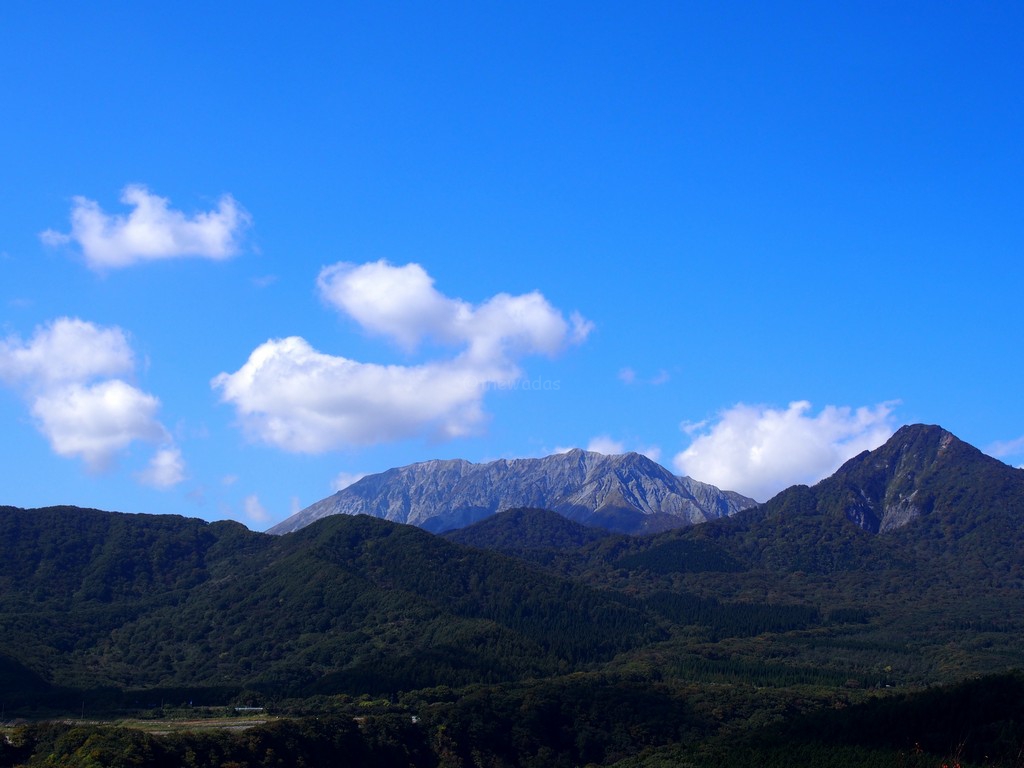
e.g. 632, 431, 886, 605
317, 261, 592, 358
0, 318, 183, 479
41, 185, 249, 270
31, 381, 165, 470
0, 317, 134, 386
673, 400, 898, 502
243, 494, 270, 523
558, 437, 661, 461
137, 446, 186, 488
212, 336, 494, 450
586, 435, 625, 454
214, 261, 591, 452
317, 261, 461, 350
639, 445, 663, 462
332, 471, 368, 492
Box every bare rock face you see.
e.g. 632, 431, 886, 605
268, 449, 757, 535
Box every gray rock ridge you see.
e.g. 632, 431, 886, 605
268, 449, 757, 535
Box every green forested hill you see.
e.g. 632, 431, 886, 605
0, 506, 658, 706
430, 425, 1024, 696
0, 506, 262, 698
442, 506, 614, 569
443, 506, 612, 551
0, 505, 257, 603
596, 425, 1024, 687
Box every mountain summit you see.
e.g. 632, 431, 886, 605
269, 449, 756, 535
808, 423, 1022, 533
702, 423, 1024, 577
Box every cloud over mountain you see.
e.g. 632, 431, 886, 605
673, 400, 898, 502
41, 185, 249, 270
213, 261, 591, 452
986, 434, 1024, 461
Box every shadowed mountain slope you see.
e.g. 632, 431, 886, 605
443, 507, 612, 552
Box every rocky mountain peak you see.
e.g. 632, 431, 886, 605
817, 424, 1004, 533
269, 450, 756, 536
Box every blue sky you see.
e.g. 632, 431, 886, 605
1, 2, 1022, 529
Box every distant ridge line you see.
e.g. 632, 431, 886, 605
269, 449, 757, 536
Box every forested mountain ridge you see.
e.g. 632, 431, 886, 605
440, 424, 1024, 582
1, 506, 269, 598
443, 506, 612, 552
437, 426, 1024, 690
0, 506, 659, 703
670, 424, 1024, 578
3, 424, 1024, 767
811, 423, 1024, 533
269, 449, 756, 535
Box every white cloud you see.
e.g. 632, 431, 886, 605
651, 369, 670, 386
639, 445, 663, 462
0, 317, 134, 387
987, 435, 1024, 459
41, 185, 249, 270
214, 262, 591, 452
673, 400, 898, 502
0, 318, 183, 479
680, 419, 710, 436
137, 446, 186, 488
332, 471, 367, 492
212, 336, 496, 450
553, 438, 661, 461
317, 261, 591, 360
31, 380, 166, 471
587, 435, 625, 454
567, 311, 595, 345
619, 367, 670, 386
317, 261, 460, 350
243, 494, 270, 523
